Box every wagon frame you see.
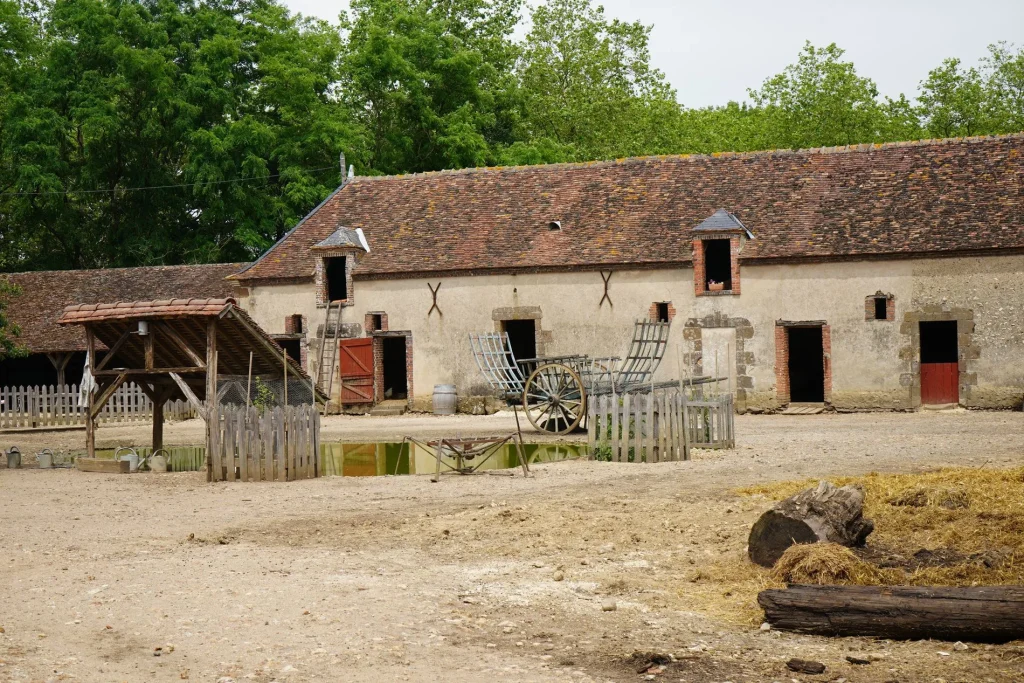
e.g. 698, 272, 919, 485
470, 320, 677, 435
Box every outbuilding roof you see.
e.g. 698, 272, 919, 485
232, 134, 1024, 282
1, 263, 244, 354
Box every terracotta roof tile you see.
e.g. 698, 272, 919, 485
232, 134, 1024, 281
1, 264, 245, 353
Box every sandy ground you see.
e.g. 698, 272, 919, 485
2, 410, 1024, 682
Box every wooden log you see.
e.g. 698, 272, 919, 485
759, 584, 1024, 643
76, 458, 130, 474
748, 481, 874, 567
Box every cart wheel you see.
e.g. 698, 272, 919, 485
523, 363, 586, 434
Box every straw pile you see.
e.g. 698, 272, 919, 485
770, 543, 887, 585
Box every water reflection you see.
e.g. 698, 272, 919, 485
320, 442, 584, 477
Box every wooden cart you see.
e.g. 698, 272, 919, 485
470, 320, 674, 435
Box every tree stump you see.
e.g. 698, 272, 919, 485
747, 481, 874, 567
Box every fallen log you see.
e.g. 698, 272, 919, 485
747, 480, 873, 567
758, 584, 1024, 643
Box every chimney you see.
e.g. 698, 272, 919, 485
339, 151, 347, 186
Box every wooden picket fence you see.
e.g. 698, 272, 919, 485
587, 387, 734, 462
0, 383, 196, 429
210, 404, 321, 482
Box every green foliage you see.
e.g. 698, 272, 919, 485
0, 280, 26, 359
251, 377, 275, 411
1, 0, 1023, 274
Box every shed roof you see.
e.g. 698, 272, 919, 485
1, 263, 245, 354
57, 298, 313, 401
232, 134, 1024, 282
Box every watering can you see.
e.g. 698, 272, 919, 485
5, 446, 21, 469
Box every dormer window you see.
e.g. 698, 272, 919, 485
312, 226, 370, 307
692, 209, 751, 297
548, 220, 562, 231
325, 257, 348, 302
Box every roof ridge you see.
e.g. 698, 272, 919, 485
348, 132, 1024, 183
1, 262, 247, 278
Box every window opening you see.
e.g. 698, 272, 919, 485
873, 297, 887, 320
325, 257, 348, 302
703, 239, 732, 291
289, 314, 304, 334
278, 338, 301, 364
502, 320, 537, 373
382, 336, 408, 400
656, 302, 670, 323
920, 321, 958, 363
787, 326, 824, 403
372, 314, 383, 331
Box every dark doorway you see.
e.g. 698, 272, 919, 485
920, 321, 958, 404
656, 302, 670, 323
787, 326, 824, 403
873, 297, 887, 320
703, 239, 732, 290
502, 320, 536, 364
277, 338, 301, 364
382, 336, 408, 400
325, 257, 348, 302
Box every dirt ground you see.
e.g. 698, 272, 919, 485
2, 410, 1024, 682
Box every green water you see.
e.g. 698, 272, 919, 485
92, 442, 584, 476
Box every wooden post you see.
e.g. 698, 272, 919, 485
152, 386, 164, 453
85, 327, 96, 459
144, 332, 154, 370
283, 348, 288, 406
246, 351, 253, 408
206, 320, 218, 482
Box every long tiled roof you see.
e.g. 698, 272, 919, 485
1, 264, 245, 353
232, 134, 1024, 282
59, 298, 233, 325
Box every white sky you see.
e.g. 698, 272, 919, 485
283, 0, 1024, 108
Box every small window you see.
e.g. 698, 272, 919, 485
288, 314, 304, 334
703, 239, 732, 291
371, 314, 383, 331
548, 220, 561, 231
656, 302, 669, 323
873, 297, 887, 320
325, 257, 348, 301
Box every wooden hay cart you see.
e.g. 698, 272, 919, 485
470, 320, 677, 435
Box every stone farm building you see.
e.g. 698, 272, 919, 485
229, 134, 1024, 413
0, 264, 244, 388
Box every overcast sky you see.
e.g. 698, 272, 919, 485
282, 0, 1024, 108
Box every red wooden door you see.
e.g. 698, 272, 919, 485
339, 338, 373, 404
921, 363, 958, 405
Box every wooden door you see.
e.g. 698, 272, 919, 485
339, 338, 373, 404
921, 363, 958, 405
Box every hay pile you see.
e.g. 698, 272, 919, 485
771, 543, 887, 585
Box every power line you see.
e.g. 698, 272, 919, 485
2, 165, 338, 197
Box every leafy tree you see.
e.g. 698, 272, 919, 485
981, 42, 1024, 134
339, 0, 522, 174
1, 0, 357, 271
917, 57, 987, 138
0, 280, 26, 359
515, 0, 680, 161
748, 42, 886, 148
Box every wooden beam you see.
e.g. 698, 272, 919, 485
144, 333, 154, 369
206, 319, 219, 482
170, 372, 206, 420
89, 372, 129, 420
76, 458, 130, 474
93, 328, 133, 372
152, 321, 206, 368
93, 366, 206, 377
47, 352, 72, 388
85, 328, 96, 459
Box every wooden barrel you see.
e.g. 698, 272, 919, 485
433, 384, 458, 415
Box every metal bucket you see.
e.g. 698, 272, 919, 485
37, 449, 53, 469
115, 447, 140, 473
149, 450, 168, 473
6, 447, 21, 469
433, 384, 458, 415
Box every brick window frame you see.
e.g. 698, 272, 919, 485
314, 251, 356, 307
865, 292, 895, 321
365, 311, 389, 334
649, 302, 676, 323
693, 236, 741, 296
372, 331, 413, 408
774, 321, 832, 405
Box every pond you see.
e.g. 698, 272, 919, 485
91, 442, 585, 476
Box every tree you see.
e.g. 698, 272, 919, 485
340, 0, 522, 174
515, 0, 680, 161
748, 42, 886, 149
981, 42, 1024, 134
1, 0, 357, 271
0, 280, 26, 359
917, 57, 987, 138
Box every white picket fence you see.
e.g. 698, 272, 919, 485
0, 384, 196, 429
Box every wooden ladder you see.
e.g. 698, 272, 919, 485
315, 301, 342, 400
